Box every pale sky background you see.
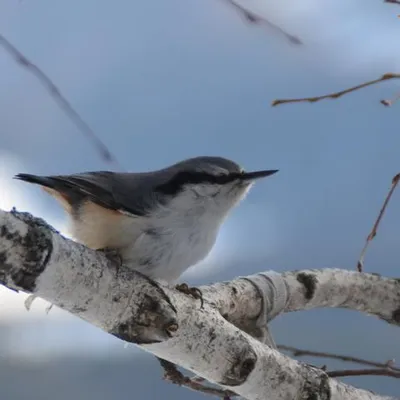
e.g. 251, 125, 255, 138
1, 0, 400, 396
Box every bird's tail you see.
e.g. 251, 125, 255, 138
14, 173, 57, 190
14, 173, 72, 212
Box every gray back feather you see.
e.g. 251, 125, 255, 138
17, 156, 243, 217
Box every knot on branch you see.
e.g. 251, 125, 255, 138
219, 346, 257, 386
110, 272, 179, 344
0, 210, 54, 291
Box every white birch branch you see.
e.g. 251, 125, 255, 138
0, 208, 397, 400
203, 268, 400, 331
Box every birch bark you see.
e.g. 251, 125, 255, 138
0, 209, 397, 400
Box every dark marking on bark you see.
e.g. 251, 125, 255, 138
71, 305, 88, 313
113, 323, 130, 338
1, 225, 19, 241
11, 270, 38, 291
15, 225, 52, 291
144, 227, 160, 237
96, 248, 122, 270
0, 246, 17, 291
111, 322, 169, 345
0, 218, 53, 292
194, 320, 206, 330
138, 257, 153, 267
219, 345, 257, 386
164, 321, 178, 336
0, 252, 13, 274
240, 358, 255, 378
303, 369, 331, 400
231, 286, 238, 295
110, 291, 178, 344
133, 270, 177, 314
319, 374, 331, 400
306, 392, 318, 400
392, 307, 400, 323
297, 273, 317, 300
208, 328, 216, 345
112, 322, 142, 343
111, 323, 159, 344
140, 293, 159, 314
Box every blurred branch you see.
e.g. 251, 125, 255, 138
222, 0, 302, 45
271, 73, 400, 106
279, 345, 400, 372
328, 368, 400, 379
385, 0, 400, 5
0, 33, 122, 169
357, 173, 400, 272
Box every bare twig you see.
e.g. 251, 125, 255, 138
385, 0, 400, 5
271, 73, 400, 106
328, 368, 400, 379
357, 173, 400, 271
158, 358, 236, 399
279, 345, 400, 372
0, 34, 122, 169
222, 0, 302, 45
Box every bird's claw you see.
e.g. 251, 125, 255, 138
175, 283, 204, 308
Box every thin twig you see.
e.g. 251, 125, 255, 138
385, 0, 400, 5
328, 368, 400, 379
157, 358, 236, 399
279, 345, 400, 372
271, 73, 400, 106
0, 34, 122, 169
222, 0, 302, 45
357, 173, 400, 272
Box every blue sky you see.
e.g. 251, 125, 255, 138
0, 0, 400, 395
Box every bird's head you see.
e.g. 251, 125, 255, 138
156, 156, 278, 215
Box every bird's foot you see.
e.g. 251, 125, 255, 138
97, 247, 123, 275
175, 283, 204, 308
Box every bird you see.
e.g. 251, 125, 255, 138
15, 156, 278, 289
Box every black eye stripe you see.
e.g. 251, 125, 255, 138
156, 171, 241, 195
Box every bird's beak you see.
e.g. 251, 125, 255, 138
240, 169, 279, 181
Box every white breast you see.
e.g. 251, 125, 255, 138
120, 189, 229, 283
121, 208, 221, 283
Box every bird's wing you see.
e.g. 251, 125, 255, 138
15, 171, 162, 217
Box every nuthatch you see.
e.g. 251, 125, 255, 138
15, 156, 278, 284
